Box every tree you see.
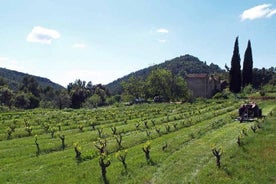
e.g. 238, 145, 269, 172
146, 68, 190, 102
56, 90, 71, 109
121, 76, 145, 100
20, 76, 40, 97
229, 37, 241, 93
13, 92, 30, 109
0, 86, 13, 108
242, 40, 253, 87
67, 79, 90, 108
146, 68, 173, 101
252, 67, 275, 88
93, 84, 109, 106
84, 94, 102, 108
0, 77, 7, 86
170, 75, 190, 101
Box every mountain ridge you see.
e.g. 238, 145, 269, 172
0, 67, 64, 90
106, 54, 224, 94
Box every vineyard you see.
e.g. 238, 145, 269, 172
0, 99, 275, 183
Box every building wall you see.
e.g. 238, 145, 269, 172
186, 74, 220, 98
186, 77, 208, 98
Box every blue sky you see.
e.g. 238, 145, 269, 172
0, 0, 275, 86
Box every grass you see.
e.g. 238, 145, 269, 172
0, 99, 275, 183
195, 105, 276, 184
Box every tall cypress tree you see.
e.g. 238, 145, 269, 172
242, 40, 253, 87
229, 37, 241, 93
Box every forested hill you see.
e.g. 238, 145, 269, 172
0, 67, 64, 90
106, 54, 224, 94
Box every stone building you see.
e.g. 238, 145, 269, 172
185, 73, 221, 98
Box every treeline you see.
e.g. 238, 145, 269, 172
0, 68, 191, 110
120, 68, 191, 103
106, 54, 224, 95
228, 37, 276, 93
0, 76, 113, 110
0, 67, 63, 91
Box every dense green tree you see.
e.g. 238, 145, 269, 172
242, 40, 253, 87
0, 86, 13, 108
84, 94, 102, 108
20, 76, 40, 97
0, 77, 7, 86
121, 76, 145, 100
170, 75, 190, 101
41, 86, 55, 101
56, 90, 71, 109
146, 68, 190, 101
229, 37, 241, 93
70, 88, 88, 108
93, 84, 109, 106
252, 67, 275, 88
147, 68, 173, 101
13, 92, 30, 109
28, 93, 40, 109
67, 79, 90, 108
268, 74, 276, 86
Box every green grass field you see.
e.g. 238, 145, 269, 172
0, 99, 275, 183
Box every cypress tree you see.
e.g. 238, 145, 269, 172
229, 37, 241, 93
242, 40, 253, 87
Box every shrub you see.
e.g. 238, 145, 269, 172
34, 135, 40, 156
73, 142, 82, 160
99, 153, 111, 184
94, 138, 107, 154
142, 141, 152, 164
211, 145, 223, 168
59, 134, 65, 150
116, 150, 128, 171
114, 134, 123, 151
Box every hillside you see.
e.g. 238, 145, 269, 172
0, 67, 64, 90
106, 54, 224, 94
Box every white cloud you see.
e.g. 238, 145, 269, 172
241, 4, 276, 21
26, 26, 60, 44
0, 57, 9, 62
157, 28, 169, 34
73, 43, 86, 48
57, 69, 118, 86
0, 56, 25, 71
157, 39, 167, 43
267, 9, 276, 17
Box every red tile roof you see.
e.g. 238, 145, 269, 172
186, 73, 208, 78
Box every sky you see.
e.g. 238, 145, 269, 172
0, 0, 275, 87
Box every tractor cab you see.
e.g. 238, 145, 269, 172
238, 102, 262, 122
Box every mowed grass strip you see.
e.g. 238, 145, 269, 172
0, 100, 273, 183
195, 105, 276, 184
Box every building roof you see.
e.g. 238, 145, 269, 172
186, 73, 208, 78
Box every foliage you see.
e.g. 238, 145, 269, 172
0, 99, 274, 183
252, 67, 276, 89
142, 141, 152, 164
229, 37, 241, 93
121, 68, 190, 102
99, 153, 111, 184
107, 54, 224, 95
0, 67, 64, 91
115, 150, 128, 171
58, 133, 65, 150
74, 142, 82, 160
0, 86, 13, 108
242, 40, 253, 87
34, 135, 40, 156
